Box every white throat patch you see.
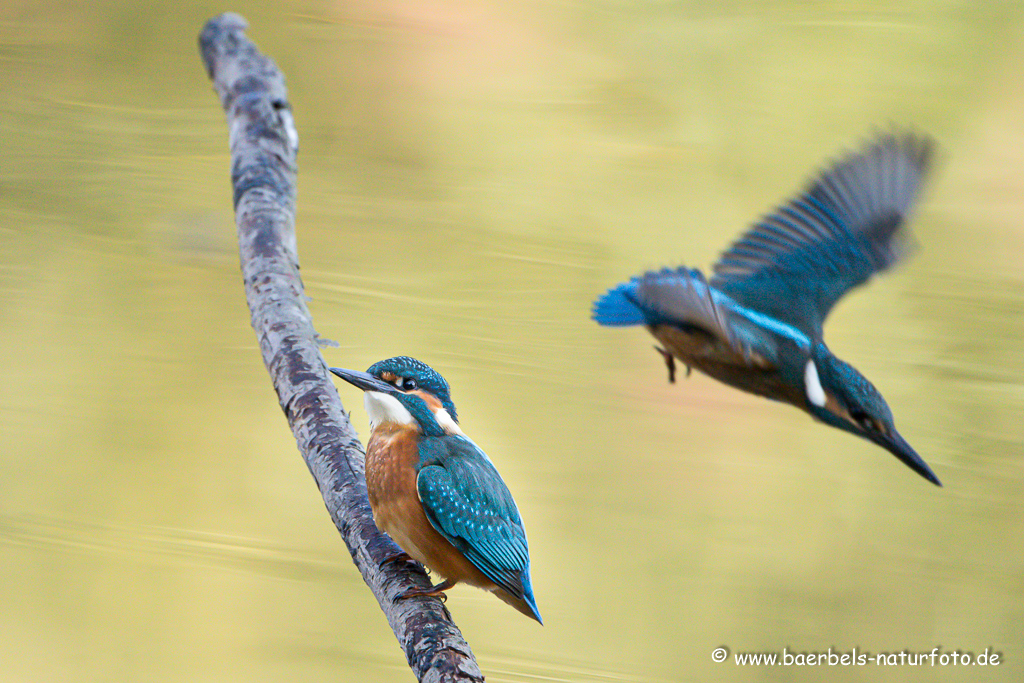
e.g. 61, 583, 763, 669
804, 360, 826, 408
364, 391, 415, 429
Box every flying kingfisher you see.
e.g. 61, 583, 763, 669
330, 356, 542, 623
592, 132, 941, 486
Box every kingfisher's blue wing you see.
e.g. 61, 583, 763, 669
416, 436, 534, 604
709, 132, 933, 340
593, 266, 781, 363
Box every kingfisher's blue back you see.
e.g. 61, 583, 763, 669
417, 434, 540, 620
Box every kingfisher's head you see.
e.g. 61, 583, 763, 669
805, 352, 940, 486
330, 356, 460, 437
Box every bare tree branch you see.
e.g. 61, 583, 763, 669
198, 14, 484, 682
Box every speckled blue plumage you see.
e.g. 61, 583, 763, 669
367, 356, 458, 424
416, 434, 541, 623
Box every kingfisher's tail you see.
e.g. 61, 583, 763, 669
494, 571, 543, 624
592, 281, 646, 326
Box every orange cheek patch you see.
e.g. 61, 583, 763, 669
825, 392, 857, 426
410, 390, 442, 411
824, 393, 888, 436
408, 391, 462, 435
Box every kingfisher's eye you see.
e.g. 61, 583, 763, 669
850, 409, 877, 432
402, 378, 418, 391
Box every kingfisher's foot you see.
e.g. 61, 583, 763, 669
379, 551, 420, 571
654, 346, 677, 383
397, 578, 456, 602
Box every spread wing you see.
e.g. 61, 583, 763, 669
709, 131, 933, 340
416, 436, 531, 600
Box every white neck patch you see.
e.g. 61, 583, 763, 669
434, 408, 464, 436
804, 360, 826, 408
364, 391, 415, 429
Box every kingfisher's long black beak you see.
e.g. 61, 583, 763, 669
329, 367, 397, 394
879, 430, 942, 487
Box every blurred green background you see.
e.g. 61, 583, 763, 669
2, 1, 1022, 681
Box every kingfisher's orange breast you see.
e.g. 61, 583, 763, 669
365, 422, 420, 519
365, 423, 494, 589
649, 323, 805, 407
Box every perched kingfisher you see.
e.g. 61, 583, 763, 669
592, 132, 941, 486
330, 356, 542, 623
